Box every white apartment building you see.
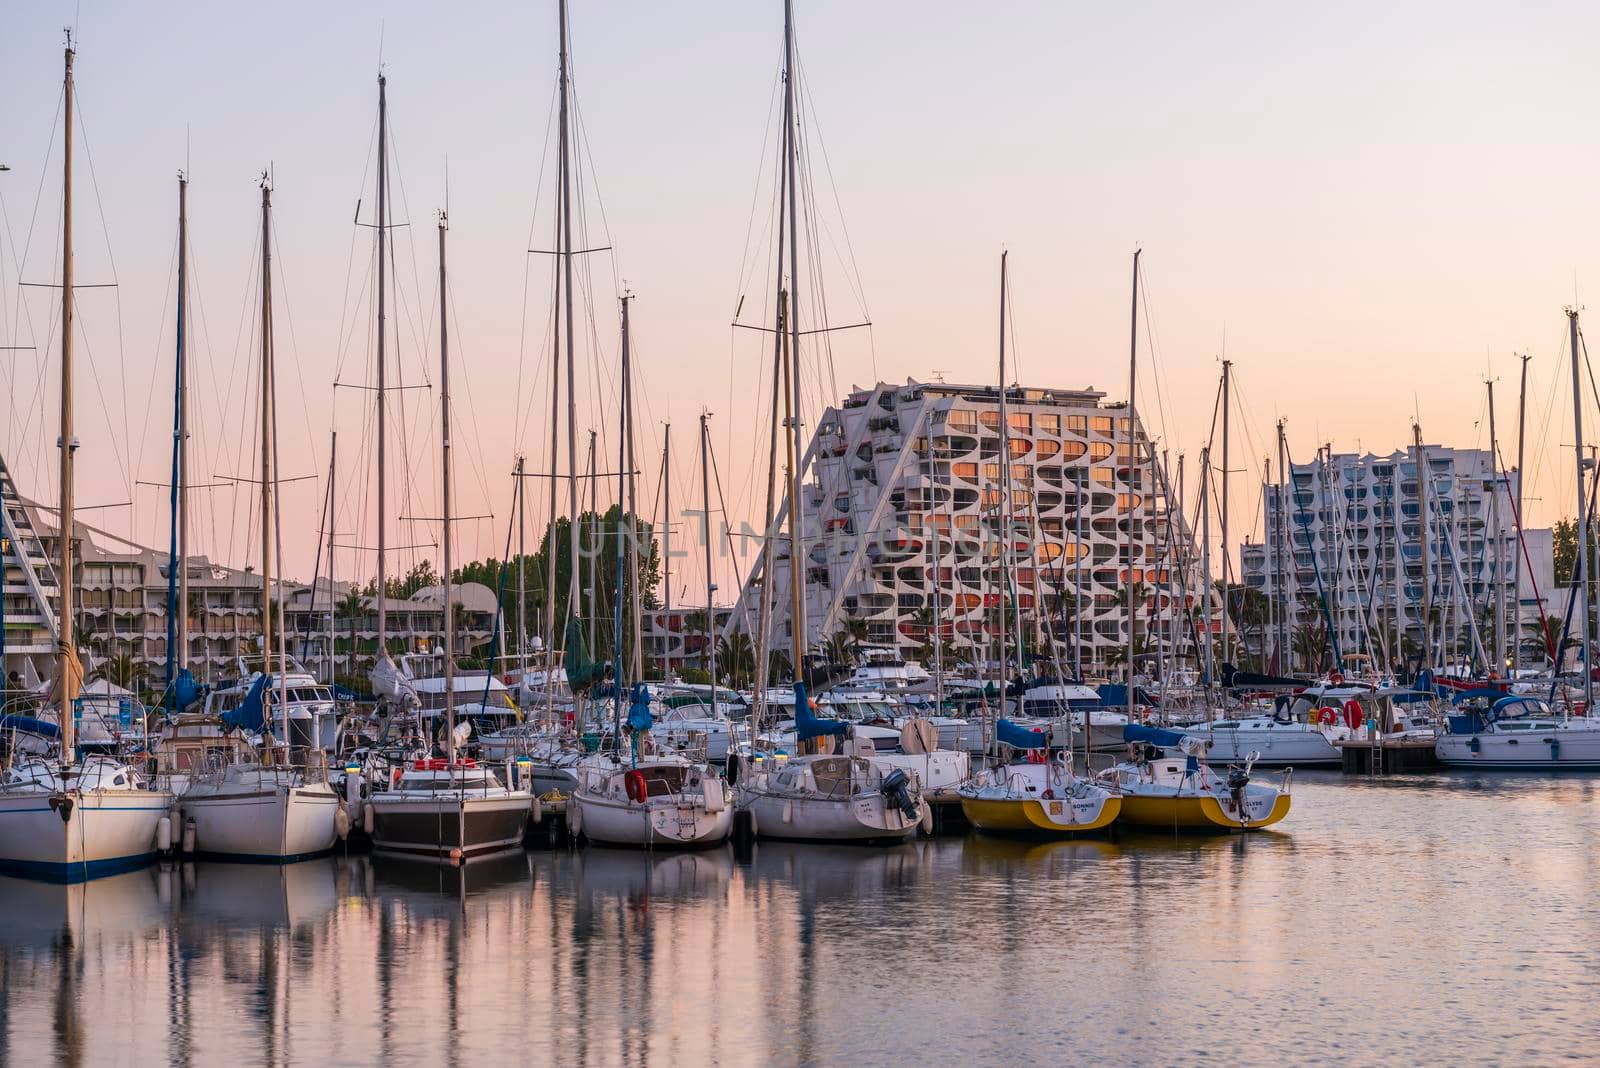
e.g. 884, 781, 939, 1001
730, 378, 1194, 671
1240, 445, 1553, 668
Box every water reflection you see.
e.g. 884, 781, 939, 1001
2, 777, 1600, 1064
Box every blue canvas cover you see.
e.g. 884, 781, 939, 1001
996, 718, 1047, 750
221, 675, 269, 734
793, 680, 847, 742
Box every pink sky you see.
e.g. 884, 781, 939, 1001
4, 1, 1599, 607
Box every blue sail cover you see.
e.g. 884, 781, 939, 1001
626, 683, 654, 732
1097, 683, 1158, 708
221, 675, 269, 734
793, 680, 847, 742
996, 718, 1047, 750
1451, 686, 1511, 706
0, 715, 58, 739
1122, 723, 1187, 748
172, 668, 203, 712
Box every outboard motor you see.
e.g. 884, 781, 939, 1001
1226, 765, 1250, 813
879, 767, 919, 822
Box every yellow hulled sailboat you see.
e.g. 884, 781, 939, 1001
1102, 725, 1290, 832
959, 720, 1120, 836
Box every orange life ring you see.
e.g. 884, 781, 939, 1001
1330, 671, 1345, 686
1342, 699, 1363, 731
624, 769, 648, 803
1318, 706, 1339, 727
1027, 749, 1047, 764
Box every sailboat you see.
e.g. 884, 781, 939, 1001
960, 719, 1120, 835
1435, 310, 1600, 770
1100, 724, 1291, 831
365, 127, 529, 862
728, 3, 928, 843
179, 176, 342, 861
959, 252, 1119, 837
569, 312, 733, 848
0, 40, 171, 881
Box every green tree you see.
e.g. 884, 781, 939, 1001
453, 506, 662, 663
717, 632, 756, 689
92, 653, 147, 693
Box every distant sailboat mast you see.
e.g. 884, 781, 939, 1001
438, 212, 456, 765
1124, 249, 1141, 722
375, 72, 392, 669
57, 38, 79, 753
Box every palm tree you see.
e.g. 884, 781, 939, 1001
92, 653, 148, 693
716, 632, 756, 689
338, 590, 365, 675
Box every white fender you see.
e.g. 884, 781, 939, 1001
703, 780, 726, 814
782, 800, 793, 825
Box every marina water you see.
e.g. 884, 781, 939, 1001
2, 772, 1597, 1066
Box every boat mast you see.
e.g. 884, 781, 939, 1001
164, 172, 190, 703
1125, 248, 1141, 722
781, 0, 808, 668
259, 175, 290, 731
560, 0, 581, 674
996, 251, 1013, 697
613, 295, 633, 742
701, 413, 717, 696
326, 432, 337, 685
374, 73, 392, 669
1569, 309, 1592, 710
1513, 352, 1530, 676
1413, 423, 1433, 669
439, 213, 456, 764
661, 427, 673, 681
625, 303, 643, 685
781, 294, 805, 683
926, 409, 944, 711
516, 454, 525, 675
586, 431, 597, 655
176, 173, 191, 674
1219, 359, 1232, 668
1487, 379, 1504, 673
57, 38, 79, 754
1199, 445, 1213, 692
1276, 420, 1292, 672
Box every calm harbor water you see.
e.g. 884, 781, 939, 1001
3, 772, 1599, 1067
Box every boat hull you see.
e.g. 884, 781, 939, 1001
1436, 729, 1600, 769
182, 785, 341, 861
0, 790, 168, 883
1186, 728, 1342, 766
961, 793, 1121, 836
369, 793, 531, 863
740, 789, 919, 843
571, 794, 733, 848
1117, 791, 1290, 832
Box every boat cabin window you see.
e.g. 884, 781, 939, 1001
811, 757, 860, 796
636, 765, 689, 798
1214, 721, 1239, 729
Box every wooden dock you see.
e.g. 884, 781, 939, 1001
1337, 738, 1440, 774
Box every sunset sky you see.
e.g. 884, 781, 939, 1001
5, 1, 1600, 605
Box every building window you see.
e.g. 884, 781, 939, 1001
979, 410, 1001, 428
1067, 415, 1088, 433
952, 462, 978, 481
1090, 416, 1114, 433
1007, 412, 1032, 433
1089, 441, 1114, 462
947, 410, 978, 433
1038, 413, 1060, 435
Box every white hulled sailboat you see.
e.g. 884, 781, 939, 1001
0, 41, 170, 881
